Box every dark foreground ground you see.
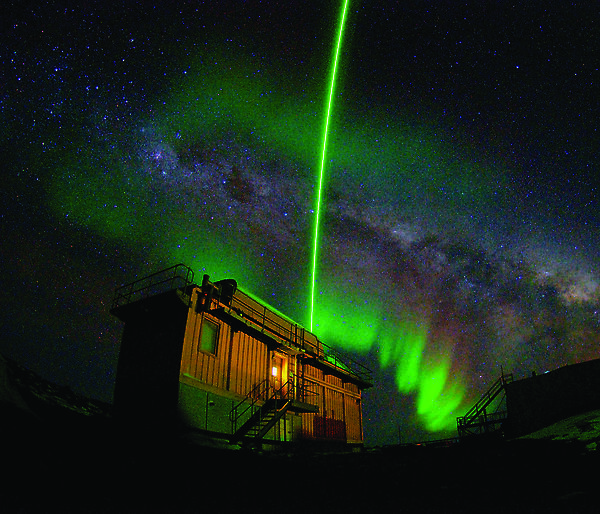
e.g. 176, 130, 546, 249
2, 355, 599, 513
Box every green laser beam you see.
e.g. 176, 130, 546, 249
310, 0, 350, 332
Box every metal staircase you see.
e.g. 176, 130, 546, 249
229, 380, 294, 444
233, 398, 292, 442
457, 372, 513, 438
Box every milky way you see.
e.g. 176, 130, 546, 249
2, 1, 599, 444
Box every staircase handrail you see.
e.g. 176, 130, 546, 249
295, 381, 319, 404
229, 379, 269, 428
271, 378, 294, 401
461, 373, 513, 423
230, 379, 295, 441
229, 379, 297, 432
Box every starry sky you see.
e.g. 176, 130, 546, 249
2, 0, 599, 445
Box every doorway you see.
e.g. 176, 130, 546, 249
271, 352, 288, 397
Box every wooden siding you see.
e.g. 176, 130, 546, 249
179, 286, 365, 444
325, 373, 343, 390
302, 362, 324, 381
299, 361, 364, 443
228, 330, 269, 396
324, 387, 345, 420
181, 289, 269, 397
344, 396, 363, 443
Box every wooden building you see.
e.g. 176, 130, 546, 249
111, 264, 372, 447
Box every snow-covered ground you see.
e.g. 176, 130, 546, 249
518, 408, 600, 452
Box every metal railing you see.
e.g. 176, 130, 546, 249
111, 264, 195, 310
230, 379, 293, 436
457, 372, 513, 437
458, 373, 512, 423
321, 345, 373, 385
111, 264, 372, 385
294, 380, 320, 404
221, 290, 373, 385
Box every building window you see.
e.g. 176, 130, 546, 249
199, 319, 219, 354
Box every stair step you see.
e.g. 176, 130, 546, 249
231, 389, 293, 443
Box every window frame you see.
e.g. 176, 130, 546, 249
198, 317, 219, 355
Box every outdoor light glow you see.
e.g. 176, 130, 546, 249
310, 0, 350, 332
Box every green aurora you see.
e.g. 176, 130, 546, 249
44, 40, 521, 432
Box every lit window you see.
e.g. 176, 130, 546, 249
272, 366, 278, 377
199, 319, 218, 354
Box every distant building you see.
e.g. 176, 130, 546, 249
110, 264, 372, 448
505, 358, 600, 438
457, 358, 600, 440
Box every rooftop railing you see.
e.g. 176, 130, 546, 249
111, 264, 372, 385
224, 290, 373, 385
111, 264, 195, 310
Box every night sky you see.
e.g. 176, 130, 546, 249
2, 0, 599, 445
